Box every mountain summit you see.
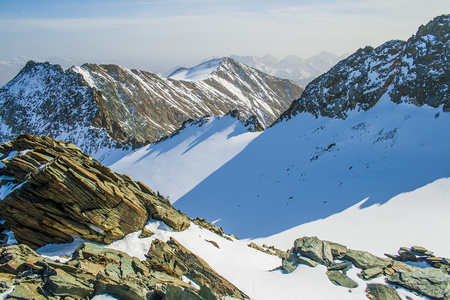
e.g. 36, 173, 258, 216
0, 57, 302, 161
280, 14, 450, 121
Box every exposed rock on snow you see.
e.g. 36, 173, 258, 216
146, 237, 250, 299
0, 134, 189, 249
0, 242, 211, 299
282, 236, 450, 299
326, 270, 358, 288
365, 283, 402, 300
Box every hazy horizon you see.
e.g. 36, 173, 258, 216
1, 0, 448, 75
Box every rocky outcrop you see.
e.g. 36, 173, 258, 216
281, 236, 450, 299
0, 134, 189, 249
278, 14, 450, 122
146, 237, 249, 299
0, 242, 210, 300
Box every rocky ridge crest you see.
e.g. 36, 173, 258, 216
279, 14, 450, 121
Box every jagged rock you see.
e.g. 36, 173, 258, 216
146, 237, 249, 299
361, 267, 383, 280
279, 15, 450, 122
139, 228, 155, 238
326, 270, 358, 288
248, 242, 277, 256
191, 217, 232, 241
0, 243, 206, 300
344, 249, 392, 270
365, 284, 402, 300
387, 267, 450, 299
0, 134, 189, 249
328, 261, 352, 271
325, 240, 348, 259
282, 250, 299, 274
45, 268, 95, 298
0, 244, 40, 274
294, 236, 333, 266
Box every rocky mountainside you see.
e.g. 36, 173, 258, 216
230, 52, 348, 86
280, 14, 450, 121
0, 57, 302, 161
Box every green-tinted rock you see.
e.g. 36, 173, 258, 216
326, 270, 358, 288
365, 284, 402, 300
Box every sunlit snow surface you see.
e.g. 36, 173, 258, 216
167, 58, 224, 82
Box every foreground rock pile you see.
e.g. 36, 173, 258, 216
0, 134, 190, 249
0, 242, 246, 299
280, 236, 450, 299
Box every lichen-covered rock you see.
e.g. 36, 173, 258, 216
344, 249, 392, 270
0, 134, 189, 249
365, 284, 402, 300
326, 270, 358, 288
294, 236, 333, 266
387, 267, 450, 299
146, 237, 249, 299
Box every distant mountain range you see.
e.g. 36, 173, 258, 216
229, 52, 349, 87
0, 57, 302, 161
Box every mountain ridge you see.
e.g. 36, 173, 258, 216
0, 57, 302, 162
278, 14, 450, 122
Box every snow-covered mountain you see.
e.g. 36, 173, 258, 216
281, 14, 450, 121
230, 52, 348, 86
0, 57, 302, 161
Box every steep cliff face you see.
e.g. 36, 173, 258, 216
0, 58, 302, 161
280, 14, 450, 121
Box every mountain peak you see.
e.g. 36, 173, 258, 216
167, 57, 226, 81
277, 14, 450, 122
416, 14, 450, 40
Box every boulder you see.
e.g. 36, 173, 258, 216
294, 236, 333, 266
0, 134, 190, 249
361, 267, 383, 280
344, 249, 392, 270
365, 283, 402, 300
146, 237, 250, 299
387, 267, 450, 299
326, 270, 358, 288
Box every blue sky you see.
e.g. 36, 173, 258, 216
0, 0, 448, 72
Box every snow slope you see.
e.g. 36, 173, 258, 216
110, 94, 450, 241
167, 58, 224, 81
110, 115, 260, 201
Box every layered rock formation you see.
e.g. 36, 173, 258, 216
279, 14, 450, 121
0, 242, 227, 299
0, 134, 189, 249
146, 237, 249, 299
